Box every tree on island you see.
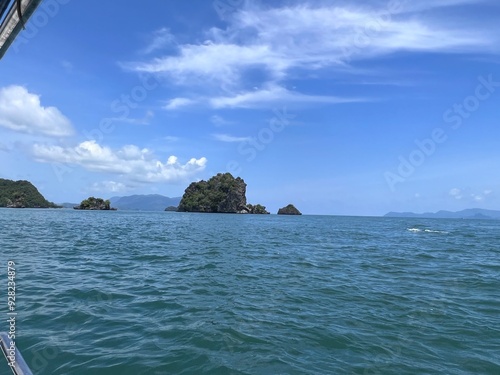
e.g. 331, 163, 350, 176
177, 173, 247, 213
177, 173, 269, 214
243, 203, 270, 214
0, 178, 60, 208
74, 197, 115, 210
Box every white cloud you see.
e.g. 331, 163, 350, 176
141, 28, 175, 54
132, 42, 284, 88
232, 3, 493, 61
164, 97, 196, 110
471, 189, 494, 202
403, 0, 482, 13
210, 115, 235, 127
91, 181, 127, 193
32, 140, 207, 183
471, 194, 483, 202
450, 187, 494, 203
61, 60, 73, 73
112, 110, 154, 125
212, 133, 252, 143
163, 136, 179, 143
0, 86, 73, 137
162, 85, 365, 110
209, 85, 366, 109
127, 1, 498, 109
449, 188, 462, 200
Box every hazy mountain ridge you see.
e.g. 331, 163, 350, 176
385, 208, 500, 220
60, 202, 79, 208
109, 194, 181, 211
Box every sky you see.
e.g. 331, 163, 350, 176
0, 0, 500, 216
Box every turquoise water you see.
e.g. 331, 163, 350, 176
1, 209, 499, 374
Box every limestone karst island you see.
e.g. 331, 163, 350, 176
176, 173, 302, 215
0, 174, 302, 215
277, 204, 302, 215
74, 197, 117, 210
177, 173, 270, 214
0, 178, 59, 208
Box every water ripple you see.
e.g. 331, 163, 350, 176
0, 210, 499, 374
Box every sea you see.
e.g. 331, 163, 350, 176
0, 208, 499, 375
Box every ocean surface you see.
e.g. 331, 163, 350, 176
0, 209, 499, 375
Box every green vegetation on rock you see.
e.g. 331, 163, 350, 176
242, 203, 270, 214
74, 197, 115, 210
178, 173, 271, 214
277, 204, 302, 215
0, 178, 60, 208
177, 173, 247, 213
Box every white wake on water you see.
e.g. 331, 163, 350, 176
407, 228, 449, 234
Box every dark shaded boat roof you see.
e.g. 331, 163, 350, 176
0, 0, 42, 59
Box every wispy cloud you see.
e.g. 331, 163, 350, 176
91, 181, 127, 193
131, 42, 282, 88
32, 140, 207, 183
210, 115, 235, 127
164, 97, 196, 110
126, 1, 499, 109
450, 187, 494, 202
212, 133, 252, 143
112, 110, 154, 125
471, 189, 493, 202
61, 60, 73, 73
209, 85, 366, 109
141, 28, 176, 54
163, 136, 180, 143
449, 188, 463, 200
402, 0, 483, 13
0, 86, 73, 137
164, 85, 365, 110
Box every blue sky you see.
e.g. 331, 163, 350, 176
1, 0, 500, 215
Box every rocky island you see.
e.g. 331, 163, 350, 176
240, 204, 270, 214
74, 197, 116, 210
277, 204, 302, 215
177, 173, 269, 214
165, 206, 178, 212
0, 178, 60, 208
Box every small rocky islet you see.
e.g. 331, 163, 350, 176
277, 204, 302, 215
74, 197, 116, 210
176, 173, 301, 215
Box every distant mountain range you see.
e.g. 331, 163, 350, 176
108, 194, 181, 211
384, 208, 500, 220
60, 202, 79, 208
